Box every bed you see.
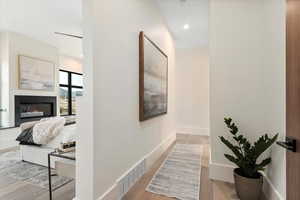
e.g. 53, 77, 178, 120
19, 124, 76, 168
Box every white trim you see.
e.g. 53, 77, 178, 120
177, 127, 209, 136
96, 132, 176, 200
209, 161, 235, 183
262, 173, 284, 200
144, 133, 176, 170
209, 161, 284, 200
97, 183, 119, 200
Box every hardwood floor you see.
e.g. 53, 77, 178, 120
0, 134, 248, 200
123, 134, 239, 200
0, 152, 75, 200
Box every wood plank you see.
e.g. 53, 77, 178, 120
0, 182, 46, 200
286, 0, 300, 199
0, 151, 75, 200
0, 134, 236, 200
0, 176, 18, 189
55, 160, 76, 179
35, 181, 75, 200
123, 134, 236, 200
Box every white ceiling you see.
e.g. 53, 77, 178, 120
156, 0, 209, 48
0, 0, 82, 58
0, 0, 208, 56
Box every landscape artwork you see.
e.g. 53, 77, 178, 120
19, 55, 55, 91
139, 32, 168, 121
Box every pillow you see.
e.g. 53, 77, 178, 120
16, 127, 41, 146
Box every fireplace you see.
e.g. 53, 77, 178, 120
15, 96, 57, 126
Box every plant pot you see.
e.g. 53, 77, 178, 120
233, 168, 263, 200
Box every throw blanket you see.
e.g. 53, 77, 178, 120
16, 127, 39, 146
17, 117, 66, 145
20, 121, 39, 132
33, 117, 66, 145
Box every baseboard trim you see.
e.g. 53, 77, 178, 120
97, 183, 119, 200
209, 162, 284, 200
262, 173, 284, 200
144, 133, 176, 171
97, 132, 176, 200
209, 161, 235, 183
177, 127, 209, 136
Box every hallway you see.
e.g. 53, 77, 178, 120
123, 134, 242, 200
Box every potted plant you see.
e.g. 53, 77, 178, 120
220, 118, 278, 200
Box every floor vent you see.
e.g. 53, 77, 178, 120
117, 158, 146, 199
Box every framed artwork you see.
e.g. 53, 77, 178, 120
18, 55, 55, 91
139, 31, 168, 121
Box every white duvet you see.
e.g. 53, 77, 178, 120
32, 117, 66, 145
20, 117, 77, 147
45, 124, 77, 148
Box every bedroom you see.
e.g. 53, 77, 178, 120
0, 0, 82, 199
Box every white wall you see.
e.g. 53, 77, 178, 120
79, 0, 176, 199
0, 0, 83, 59
0, 32, 10, 127
0, 31, 59, 150
59, 55, 82, 74
0, 31, 59, 127
263, 0, 286, 198
209, 0, 286, 199
76, 0, 94, 198
0, 127, 19, 150
176, 47, 209, 135
0, 0, 6, 30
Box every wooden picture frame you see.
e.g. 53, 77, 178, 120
139, 31, 168, 121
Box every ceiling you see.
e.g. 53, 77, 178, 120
156, 0, 209, 48
0, 0, 208, 56
0, 0, 82, 58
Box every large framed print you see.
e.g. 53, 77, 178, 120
139, 31, 168, 121
19, 55, 55, 91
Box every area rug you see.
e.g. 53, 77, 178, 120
0, 150, 73, 190
146, 144, 202, 200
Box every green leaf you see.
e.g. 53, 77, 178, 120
255, 158, 272, 171
224, 154, 242, 168
253, 134, 279, 159
224, 118, 239, 135
220, 136, 244, 159
224, 118, 232, 127
221, 118, 278, 178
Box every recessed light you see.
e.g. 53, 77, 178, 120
183, 24, 190, 30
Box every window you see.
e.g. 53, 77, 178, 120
59, 70, 83, 115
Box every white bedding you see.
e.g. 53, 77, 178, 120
33, 117, 66, 145
20, 124, 77, 167
43, 124, 77, 148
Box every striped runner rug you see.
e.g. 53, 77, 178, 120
146, 144, 202, 200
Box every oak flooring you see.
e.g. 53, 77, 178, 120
0, 134, 244, 200
123, 134, 239, 200
0, 151, 75, 200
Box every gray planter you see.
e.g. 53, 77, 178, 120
233, 168, 263, 200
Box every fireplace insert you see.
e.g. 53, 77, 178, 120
15, 96, 57, 126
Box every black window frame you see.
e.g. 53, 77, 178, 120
59, 69, 83, 116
